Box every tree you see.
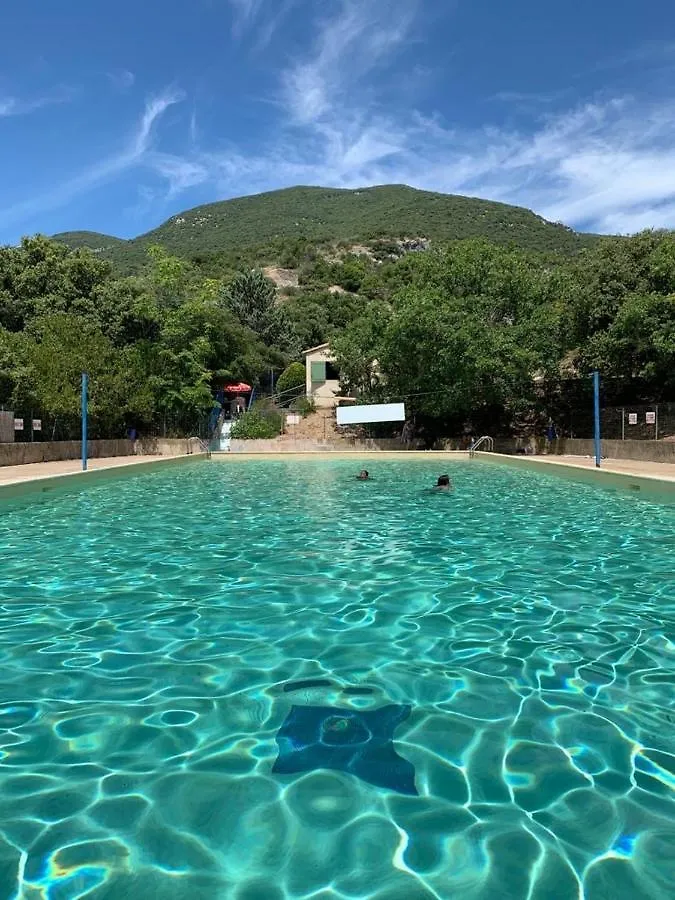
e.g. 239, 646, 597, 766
13, 313, 129, 438
224, 269, 299, 353
582, 293, 675, 394
276, 362, 306, 401
332, 301, 391, 396
224, 270, 277, 334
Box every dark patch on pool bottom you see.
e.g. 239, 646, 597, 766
272, 703, 417, 795
342, 686, 375, 696
282, 678, 334, 693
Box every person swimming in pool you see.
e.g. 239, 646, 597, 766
433, 474, 453, 491
356, 470, 371, 480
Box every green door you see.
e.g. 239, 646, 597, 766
310, 361, 326, 387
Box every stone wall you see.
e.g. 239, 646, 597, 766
553, 438, 675, 463
227, 435, 675, 463
0, 437, 197, 468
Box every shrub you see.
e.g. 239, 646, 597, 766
292, 396, 316, 417
276, 361, 306, 399
230, 409, 283, 440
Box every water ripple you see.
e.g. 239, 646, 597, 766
0, 459, 674, 898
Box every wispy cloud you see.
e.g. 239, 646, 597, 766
0, 85, 76, 118
227, 0, 300, 48
281, 0, 417, 125
164, 0, 675, 235
107, 70, 135, 91
0, 89, 182, 230
228, 0, 264, 36
6, 2, 675, 238
157, 93, 675, 235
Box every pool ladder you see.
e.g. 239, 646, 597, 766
188, 436, 212, 459
469, 435, 494, 457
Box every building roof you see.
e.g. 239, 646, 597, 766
302, 342, 331, 355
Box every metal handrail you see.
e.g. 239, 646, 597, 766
188, 436, 212, 459
469, 435, 494, 457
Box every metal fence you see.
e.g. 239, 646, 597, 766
0, 402, 210, 444
0, 405, 65, 442
601, 403, 675, 441
534, 378, 675, 443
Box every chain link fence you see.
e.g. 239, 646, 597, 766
1, 400, 209, 444
534, 378, 675, 443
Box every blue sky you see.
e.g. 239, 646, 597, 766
2, 0, 675, 243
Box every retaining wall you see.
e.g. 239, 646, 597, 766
0, 438, 198, 468
553, 438, 675, 463
226, 436, 675, 463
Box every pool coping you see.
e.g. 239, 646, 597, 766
3, 448, 674, 505
0, 453, 207, 502
476, 451, 675, 501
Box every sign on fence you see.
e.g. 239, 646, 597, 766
628, 413, 638, 425
337, 403, 406, 426
13, 418, 23, 431
646, 411, 656, 425
286, 414, 301, 426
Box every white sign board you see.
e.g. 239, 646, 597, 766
336, 403, 406, 426
286, 414, 301, 426
628, 413, 638, 425
32, 419, 42, 431
646, 411, 656, 425
13, 418, 23, 430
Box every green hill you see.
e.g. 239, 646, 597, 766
54, 184, 600, 270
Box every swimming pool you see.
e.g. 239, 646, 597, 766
0, 459, 673, 899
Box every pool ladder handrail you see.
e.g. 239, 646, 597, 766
188, 436, 212, 459
469, 435, 494, 457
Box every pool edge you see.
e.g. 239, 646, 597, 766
0, 454, 207, 502
476, 451, 675, 502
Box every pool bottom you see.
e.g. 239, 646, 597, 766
0, 458, 673, 899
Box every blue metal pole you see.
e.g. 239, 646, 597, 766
81, 372, 89, 471
593, 370, 601, 468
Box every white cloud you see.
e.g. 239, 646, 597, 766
107, 70, 135, 91
0, 89, 182, 229
6, 3, 675, 237
281, 0, 417, 125
227, 0, 300, 46
167, 1, 675, 234
166, 93, 675, 235
147, 152, 209, 197
228, 0, 264, 36
0, 85, 76, 117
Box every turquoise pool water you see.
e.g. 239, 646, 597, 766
0, 459, 674, 899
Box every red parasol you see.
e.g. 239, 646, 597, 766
223, 382, 252, 393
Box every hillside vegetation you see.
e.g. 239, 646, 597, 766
2, 225, 674, 444
53, 184, 599, 271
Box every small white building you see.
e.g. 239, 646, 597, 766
303, 343, 342, 408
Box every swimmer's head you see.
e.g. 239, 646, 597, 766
437, 474, 450, 487
358, 470, 369, 480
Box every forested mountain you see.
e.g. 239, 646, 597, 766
53, 184, 600, 272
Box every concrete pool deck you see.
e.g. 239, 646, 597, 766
0, 455, 175, 485
0, 453, 208, 501
2, 451, 675, 484
528, 454, 675, 482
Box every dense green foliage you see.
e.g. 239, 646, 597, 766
332, 232, 675, 438
3, 219, 674, 444
276, 362, 306, 401
53, 185, 600, 272
230, 407, 283, 440
0, 237, 281, 438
